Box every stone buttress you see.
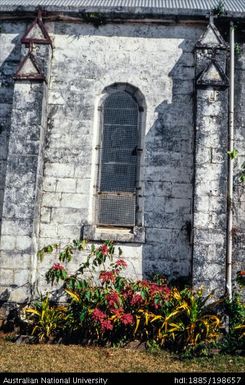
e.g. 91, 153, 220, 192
192, 20, 229, 295
0, 12, 52, 307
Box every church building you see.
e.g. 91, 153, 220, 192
0, 1, 244, 315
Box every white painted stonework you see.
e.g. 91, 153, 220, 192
0, 16, 244, 306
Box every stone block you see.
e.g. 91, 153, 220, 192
39, 224, 57, 238
43, 177, 57, 192
6, 155, 38, 182
145, 228, 175, 244
144, 181, 172, 197
144, 196, 166, 213
171, 183, 192, 199
13, 269, 30, 286
165, 198, 191, 214
195, 163, 225, 182
0, 103, 12, 118
15, 236, 32, 251
209, 196, 227, 214
38, 237, 68, 249
9, 287, 30, 303
60, 193, 88, 209
1, 219, 33, 237
195, 146, 211, 164
172, 66, 195, 80
142, 259, 172, 277
0, 235, 16, 251
44, 163, 75, 178
193, 228, 226, 247
51, 207, 86, 225
42, 192, 61, 207
193, 263, 225, 287
0, 269, 14, 285
40, 207, 52, 223
211, 147, 226, 164
193, 212, 210, 228
74, 165, 92, 179
195, 177, 226, 197
0, 252, 31, 270
145, 166, 192, 183
56, 178, 76, 193
172, 79, 193, 95
57, 224, 81, 238
193, 195, 209, 213
145, 211, 191, 230
76, 179, 91, 194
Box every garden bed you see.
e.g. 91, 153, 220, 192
1, 239, 244, 363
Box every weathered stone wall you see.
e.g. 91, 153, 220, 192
193, 85, 229, 295
233, 44, 245, 286
0, 17, 243, 305
0, 21, 27, 303
0, 20, 52, 305
0, 21, 26, 228
36, 22, 205, 291
192, 23, 229, 296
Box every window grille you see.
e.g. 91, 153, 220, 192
97, 90, 139, 227
97, 193, 136, 227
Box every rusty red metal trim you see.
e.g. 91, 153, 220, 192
21, 11, 53, 47
14, 51, 46, 83
196, 59, 229, 88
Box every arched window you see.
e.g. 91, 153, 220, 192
97, 89, 142, 228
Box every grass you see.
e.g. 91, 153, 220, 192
0, 337, 244, 373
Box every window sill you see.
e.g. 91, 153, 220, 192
83, 225, 145, 244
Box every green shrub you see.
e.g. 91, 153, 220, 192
25, 239, 224, 354
25, 294, 67, 342
221, 294, 245, 354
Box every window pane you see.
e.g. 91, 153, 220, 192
98, 90, 139, 227
102, 148, 136, 163
97, 193, 136, 227
100, 163, 137, 192
104, 91, 137, 109
100, 91, 139, 193
104, 108, 138, 125
102, 124, 138, 149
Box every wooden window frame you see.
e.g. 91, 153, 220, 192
84, 83, 146, 243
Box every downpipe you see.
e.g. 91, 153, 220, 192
226, 21, 235, 301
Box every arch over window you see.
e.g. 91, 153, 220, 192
96, 84, 145, 228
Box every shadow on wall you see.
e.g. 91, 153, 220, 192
142, 39, 196, 283
0, 20, 204, 290
52, 22, 205, 283
0, 25, 26, 238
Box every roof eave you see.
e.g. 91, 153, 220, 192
0, 6, 244, 20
